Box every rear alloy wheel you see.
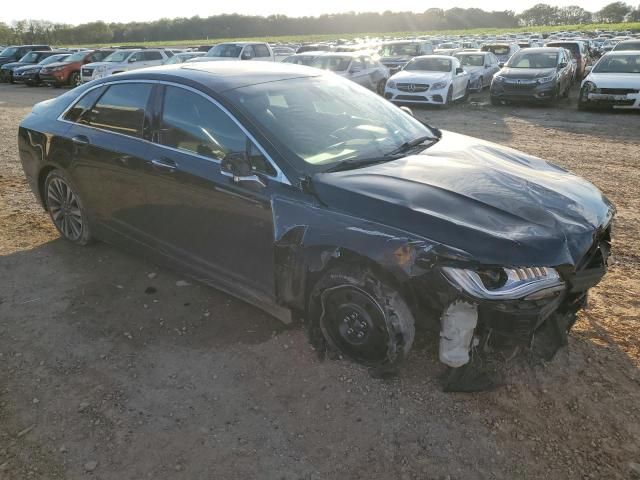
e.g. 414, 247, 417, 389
69, 71, 81, 87
309, 266, 415, 367
44, 170, 92, 245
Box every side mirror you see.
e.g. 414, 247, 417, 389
241, 52, 252, 60
129, 57, 137, 63
350, 66, 362, 74
221, 152, 265, 187
498, 62, 505, 68
558, 62, 568, 69
455, 67, 464, 75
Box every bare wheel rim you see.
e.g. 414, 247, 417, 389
47, 177, 83, 241
72, 73, 81, 87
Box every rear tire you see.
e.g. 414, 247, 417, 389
307, 265, 415, 367
44, 170, 93, 246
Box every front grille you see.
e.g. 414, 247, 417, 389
504, 83, 537, 91
395, 94, 429, 101
600, 88, 639, 95
82, 68, 93, 77
397, 83, 429, 92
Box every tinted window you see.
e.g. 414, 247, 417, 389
90, 51, 110, 62
86, 83, 152, 138
144, 51, 163, 61
159, 86, 274, 175
64, 87, 105, 123
253, 44, 270, 58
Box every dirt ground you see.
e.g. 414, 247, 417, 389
0, 81, 639, 480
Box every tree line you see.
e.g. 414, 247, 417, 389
0, 4, 639, 46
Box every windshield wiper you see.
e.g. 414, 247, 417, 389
385, 135, 436, 157
324, 157, 391, 173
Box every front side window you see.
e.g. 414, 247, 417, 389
159, 86, 274, 175
144, 51, 163, 61
63, 86, 106, 123
253, 45, 271, 58
83, 83, 152, 138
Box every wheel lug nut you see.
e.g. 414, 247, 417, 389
357, 332, 364, 338
347, 328, 354, 335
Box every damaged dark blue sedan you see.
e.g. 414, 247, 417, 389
18, 62, 614, 391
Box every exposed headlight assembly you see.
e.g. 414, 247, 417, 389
431, 81, 448, 90
493, 75, 506, 83
386, 80, 396, 89
442, 266, 565, 301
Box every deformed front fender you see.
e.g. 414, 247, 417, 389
271, 196, 470, 312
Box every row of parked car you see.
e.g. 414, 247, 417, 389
1, 39, 639, 110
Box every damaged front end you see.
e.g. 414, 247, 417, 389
433, 222, 612, 369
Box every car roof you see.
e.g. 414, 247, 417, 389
111, 61, 322, 92
604, 50, 640, 56
517, 47, 564, 53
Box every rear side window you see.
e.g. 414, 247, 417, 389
144, 51, 163, 61
83, 83, 152, 138
159, 86, 275, 175
63, 86, 106, 123
253, 44, 271, 58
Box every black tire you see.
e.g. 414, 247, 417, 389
44, 170, 93, 245
578, 86, 590, 111
442, 86, 453, 108
478, 76, 484, 91
376, 79, 386, 95
307, 265, 415, 367
462, 82, 470, 102
69, 71, 81, 88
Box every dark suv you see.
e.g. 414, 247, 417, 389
546, 41, 590, 81
0, 50, 59, 83
40, 49, 115, 87
491, 47, 574, 105
0, 45, 51, 68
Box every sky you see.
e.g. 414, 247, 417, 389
0, 0, 626, 25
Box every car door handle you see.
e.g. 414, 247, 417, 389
151, 158, 177, 172
71, 135, 90, 146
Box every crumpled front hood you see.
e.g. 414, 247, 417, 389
312, 131, 614, 268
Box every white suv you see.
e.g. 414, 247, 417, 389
188, 42, 275, 63
81, 49, 169, 83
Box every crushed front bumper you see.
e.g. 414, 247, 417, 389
384, 85, 449, 105
585, 91, 640, 109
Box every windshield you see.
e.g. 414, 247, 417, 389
594, 54, 640, 73
508, 52, 558, 68
379, 43, 420, 57
102, 50, 133, 62
19, 52, 40, 63
310, 56, 351, 72
67, 51, 88, 62
483, 45, 509, 55
404, 57, 451, 72
0, 47, 18, 57
225, 76, 435, 170
438, 43, 460, 49
40, 54, 69, 65
207, 44, 242, 58
456, 54, 484, 66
